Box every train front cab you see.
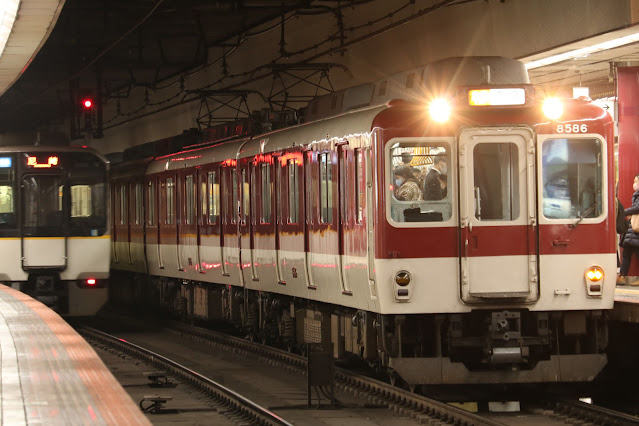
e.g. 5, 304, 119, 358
378, 96, 615, 385
0, 149, 110, 316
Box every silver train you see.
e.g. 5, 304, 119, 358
0, 146, 110, 315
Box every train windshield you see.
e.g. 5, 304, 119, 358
68, 153, 107, 236
21, 152, 108, 237
388, 142, 452, 223
22, 175, 64, 236
541, 138, 603, 220
0, 156, 15, 229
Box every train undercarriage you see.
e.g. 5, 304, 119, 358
110, 272, 609, 386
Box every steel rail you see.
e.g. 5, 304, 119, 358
168, 321, 504, 426
79, 326, 294, 426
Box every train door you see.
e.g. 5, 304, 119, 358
337, 144, 349, 292
196, 169, 206, 275
21, 173, 67, 269
279, 151, 305, 286
458, 127, 538, 302
129, 181, 145, 267
273, 154, 284, 284
221, 166, 238, 279
145, 177, 161, 270
159, 173, 178, 272
126, 182, 135, 264
206, 167, 223, 274
310, 151, 344, 291
113, 182, 130, 265
238, 162, 253, 283
111, 181, 118, 263
178, 172, 197, 273
303, 150, 313, 287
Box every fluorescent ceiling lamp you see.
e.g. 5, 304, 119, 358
0, 0, 19, 58
525, 32, 639, 69
573, 87, 589, 98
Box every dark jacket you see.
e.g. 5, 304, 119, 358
622, 191, 639, 248
617, 198, 629, 235
423, 168, 446, 200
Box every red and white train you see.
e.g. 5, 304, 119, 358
110, 56, 615, 386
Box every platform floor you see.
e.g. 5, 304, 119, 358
612, 284, 639, 323
0, 284, 150, 425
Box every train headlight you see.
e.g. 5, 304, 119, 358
429, 98, 451, 123
394, 270, 412, 302
395, 271, 411, 286
542, 98, 563, 120
584, 266, 604, 297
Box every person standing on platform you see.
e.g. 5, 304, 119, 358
618, 175, 639, 286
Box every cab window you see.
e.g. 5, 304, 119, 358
388, 142, 451, 223
541, 138, 603, 220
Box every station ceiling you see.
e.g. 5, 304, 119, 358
0, 0, 637, 136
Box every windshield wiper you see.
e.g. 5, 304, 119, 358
570, 203, 596, 228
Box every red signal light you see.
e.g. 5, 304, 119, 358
82, 99, 93, 109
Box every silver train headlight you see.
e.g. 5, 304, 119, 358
584, 266, 604, 297
394, 270, 412, 301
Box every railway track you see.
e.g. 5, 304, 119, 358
79, 326, 294, 426
165, 321, 639, 426
83, 314, 639, 425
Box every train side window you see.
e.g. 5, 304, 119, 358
200, 173, 207, 222
288, 159, 299, 224
261, 163, 271, 224
231, 169, 238, 224
134, 183, 143, 225
207, 171, 219, 224
388, 143, 451, 223
120, 183, 127, 225
355, 149, 364, 223
320, 152, 333, 224
251, 164, 257, 224
305, 151, 313, 224
541, 138, 603, 220
186, 175, 194, 225
241, 169, 249, 225
147, 180, 155, 225
339, 149, 348, 224
166, 178, 174, 225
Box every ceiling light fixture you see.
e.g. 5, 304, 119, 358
525, 32, 639, 70
0, 0, 19, 58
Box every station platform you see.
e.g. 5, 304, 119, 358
0, 284, 150, 425
612, 284, 639, 323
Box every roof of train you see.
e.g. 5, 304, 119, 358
145, 102, 389, 174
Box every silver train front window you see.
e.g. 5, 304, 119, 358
541, 138, 603, 220
23, 175, 63, 229
388, 142, 451, 223
0, 156, 15, 228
